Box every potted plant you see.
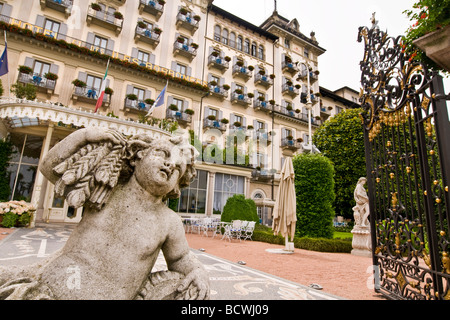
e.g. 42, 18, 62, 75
295, 84, 301, 89
104, 87, 113, 95
153, 27, 162, 35
207, 115, 216, 121
18, 65, 33, 74
269, 74, 276, 79
257, 96, 265, 101
185, 109, 194, 115
113, 11, 123, 20
158, 0, 165, 5
209, 80, 217, 87
72, 79, 86, 87
144, 98, 155, 105
248, 65, 254, 71
247, 125, 254, 130
44, 72, 58, 81
177, 36, 185, 44
269, 99, 276, 105
222, 84, 230, 91
211, 51, 219, 57
286, 135, 293, 141
247, 92, 254, 98
259, 69, 266, 75
193, 15, 201, 22
404, 0, 450, 73
233, 121, 241, 128
91, 3, 101, 11
286, 104, 293, 111
236, 60, 244, 67
234, 89, 243, 94
168, 104, 178, 111
224, 56, 231, 62
137, 21, 147, 29
179, 8, 188, 15
220, 118, 229, 124
126, 93, 138, 100
191, 43, 199, 49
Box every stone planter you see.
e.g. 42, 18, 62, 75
413, 24, 450, 73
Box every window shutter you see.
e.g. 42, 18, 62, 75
1, 4, 12, 17
49, 63, 59, 75
24, 57, 34, 68
78, 72, 87, 82
183, 100, 189, 112
35, 15, 45, 28
131, 48, 139, 58
126, 84, 133, 95
57, 23, 68, 40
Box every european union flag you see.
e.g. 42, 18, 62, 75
0, 43, 8, 77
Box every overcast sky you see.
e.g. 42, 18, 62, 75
212, 0, 432, 91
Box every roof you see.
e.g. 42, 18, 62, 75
209, 4, 279, 41
319, 86, 360, 109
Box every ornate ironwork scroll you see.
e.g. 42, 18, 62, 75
358, 17, 450, 300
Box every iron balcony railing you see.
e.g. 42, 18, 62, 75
18, 72, 56, 91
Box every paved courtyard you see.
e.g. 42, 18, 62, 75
0, 225, 342, 300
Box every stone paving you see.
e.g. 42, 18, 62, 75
0, 224, 343, 300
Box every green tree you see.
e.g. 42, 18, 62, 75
293, 154, 335, 239
221, 194, 259, 224
0, 137, 13, 201
11, 81, 37, 100
313, 108, 366, 220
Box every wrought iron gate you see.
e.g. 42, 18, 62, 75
358, 20, 450, 300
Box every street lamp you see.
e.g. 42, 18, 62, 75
297, 61, 319, 154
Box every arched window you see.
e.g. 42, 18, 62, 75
237, 36, 243, 51
251, 42, 257, 57
229, 32, 236, 48
244, 39, 250, 54
214, 25, 221, 42
222, 28, 228, 45
258, 45, 264, 60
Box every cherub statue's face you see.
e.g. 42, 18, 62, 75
134, 140, 188, 198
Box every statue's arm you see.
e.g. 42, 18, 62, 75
39, 128, 126, 184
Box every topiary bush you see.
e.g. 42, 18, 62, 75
221, 194, 259, 223
293, 153, 335, 239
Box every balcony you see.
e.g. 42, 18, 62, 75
124, 98, 151, 114
203, 118, 227, 132
86, 7, 123, 35
281, 138, 302, 151
254, 99, 272, 113
166, 109, 192, 125
251, 169, 275, 182
209, 85, 229, 100
72, 86, 111, 107
231, 92, 252, 108
40, 0, 73, 17
232, 64, 252, 81
207, 54, 229, 72
282, 61, 299, 75
253, 130, 272, 144
298, 70, 319, 83
134, 25, 161, 48
175, 12, 200, 35
18, 72, 57, 96
173, 41, 197, 61
282, 83, 299, 98
254, 73, 273, 88
110, 0, 126, 6
138, 0, 164, 19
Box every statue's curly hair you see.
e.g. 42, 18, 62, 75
53, 131, 198, 210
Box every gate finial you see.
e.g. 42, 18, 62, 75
371, 12, 379, 29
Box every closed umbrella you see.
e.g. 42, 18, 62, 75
272, 156, 297, 251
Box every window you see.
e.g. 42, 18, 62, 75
244, 39, 250, 54
255, 121, 265, 131
173, 97, 184, 111
133, 87, 145, 101
138, 50, 150, 63
237, 36, 243, 51
213, 173, 245, 215
44, 18, 60, 34
336, 106, 343, 114
251, 42, 257, 57
285, 38, 290, 49
258, 45, 264, 60
234, 114, 242, 125
208, 108, 218, 118
214, 25, 221, 41
222, 28, 228, 45
176, 63, 187, 75
6, 132, 43, 202
256, 153, 265, 168
94, 35, 108, 49
176, 170, 208, 214
33, 60, 50, 76
229, 32, 236, 48
304, 47, 310, 59
86, 74, 102, 91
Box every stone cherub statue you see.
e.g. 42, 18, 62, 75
0, 128, 210, 300
353, 177, 370, 228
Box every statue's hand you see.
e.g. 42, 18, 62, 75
175, 268, 210, 300
83, 128, 127, 146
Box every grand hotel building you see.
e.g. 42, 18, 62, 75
0, 0, 357, 226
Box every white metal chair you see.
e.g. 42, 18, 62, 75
241, 221, 256, 241
229, 220, 243, 242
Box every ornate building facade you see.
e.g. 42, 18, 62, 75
0, 0, 356, 225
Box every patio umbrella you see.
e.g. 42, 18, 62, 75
272, 156, 297, 250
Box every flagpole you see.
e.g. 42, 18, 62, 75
4, 31, 10, 97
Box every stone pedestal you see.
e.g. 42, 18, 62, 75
351, 226, 372, 257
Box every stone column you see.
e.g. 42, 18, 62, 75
30, 123, 54, 227
351, 226, 372, 257
206, 171, 215, 216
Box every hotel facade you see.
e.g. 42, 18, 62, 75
0, 0, 356, 226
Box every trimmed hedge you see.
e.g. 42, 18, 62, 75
221, 194, 259, 224
253, 225, 352, 253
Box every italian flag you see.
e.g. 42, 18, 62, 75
95, 58, 110, 113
